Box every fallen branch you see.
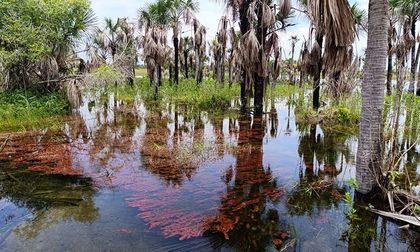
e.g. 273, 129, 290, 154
369, 209, 420, 227
395, 190, 420, 205
0, 136, 10, 153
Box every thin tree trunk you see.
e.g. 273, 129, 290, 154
169, 64, 173, 83
414, 41, 420, 92
228, 58, 233, 88
240, 67, 247, 111
386, 52, 393, 96
389, 54, 406, 164
299, 70, 304, 88
408, 20, 416, 93
291, 45, 295, 85
154, 64, 159, 100
356, 0, 388, 195
313, 0, 324, 110
184, 51, 189, 79
174, 36, 179, 85
158, 64, 162, 87
189, 55, 194, 79
418, 60, 420, 96
313, 33, 323, 109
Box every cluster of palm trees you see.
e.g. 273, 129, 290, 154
82, 0, 419, 195
138, 0, 201, 99
87, 17, 137, 84
133, 0, 369, 113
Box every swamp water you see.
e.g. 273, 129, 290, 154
0, 90, 419, 251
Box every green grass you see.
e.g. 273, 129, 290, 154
114, 77, 241, 112
135, 67, 148, 77
0, 89, 69, 131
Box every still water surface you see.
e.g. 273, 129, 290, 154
0, 91, 419, 251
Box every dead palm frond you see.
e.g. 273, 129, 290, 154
323, 0, 356, 74
325, 56, 360, 99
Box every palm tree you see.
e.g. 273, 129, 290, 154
166, 0, 199, 85
298, 0, 356, 109
390, 0, 420, 93
228, 28, 240, 87
356, 0, 389, 194
214, 16, 229, 86
104, 18, 122, 62
179, 36, 193, 78
193, 18, 206, 84
139, 0, 170, 98
289, 35, 299, 84
222, 0, 292, 114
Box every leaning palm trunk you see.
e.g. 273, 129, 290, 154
356, 0, 388, 195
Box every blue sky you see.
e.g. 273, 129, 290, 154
91, 0, 369, 57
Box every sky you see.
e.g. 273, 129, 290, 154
91, 0, 370, 58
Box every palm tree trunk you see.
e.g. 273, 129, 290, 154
228, 58, 233, 88
189, 56, 194, 79
254, 3, 268, 115
313, 0, 324, 110
158, 64, 162, 87
418, 59, 420, 96
184, 51, 189, 79
154, 64, 159, 100
356, 0, 388, 195
291, 45, 295, 85
174, 35, 179, 85
386, 51, 393, 96
408, 19, 416, 93
239, 1, 251, 110
299, 70, 304, 88
313, 33, 323, 109
169, 64, 173, 83
195, 46, 200, 84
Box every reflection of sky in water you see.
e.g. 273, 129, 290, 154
0, 92, 419, 251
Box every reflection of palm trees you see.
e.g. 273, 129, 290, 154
288, 123, 352, 215
140, 103, 207, 186
297, 124, 352, 177
205, 114, 287, 251
88, 96, 139, 170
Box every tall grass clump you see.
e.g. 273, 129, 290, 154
0, 89, 69, 131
